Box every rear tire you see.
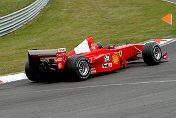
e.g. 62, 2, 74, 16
25, 61, 43, 82
142, 42, 162, 66
65, 55, 91, 81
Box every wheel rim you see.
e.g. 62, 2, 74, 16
153, 46, 161, 60
78, 61, 89, 76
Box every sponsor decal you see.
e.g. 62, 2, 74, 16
104, 55, 110, 62
102, 63, 108, 68
57, 58, 62, 61
57, 53, 66, 56
109, 63, 112, 67
57, 48, 66, 52
119, 50, 122, 57
58, 63, 62, 68
112, 54, 119, 64
102, 63, 112, 68
91, 68, 96, 74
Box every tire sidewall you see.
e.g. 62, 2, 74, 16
152, 44, 162, 62
25, 61, 42, 82
75, 57, 91, 80
66, 55, 91, 81
142, 42, 162, 65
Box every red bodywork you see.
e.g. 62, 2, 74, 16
83, 44, 143, 74
28, 36, 144, 74
56, 36, 144, 74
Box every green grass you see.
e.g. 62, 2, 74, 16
0, 0, 35, 17
0, 0, 176, 75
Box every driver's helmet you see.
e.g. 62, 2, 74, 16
91, 43, 100, 50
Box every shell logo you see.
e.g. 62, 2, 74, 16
112, 54, 119, 64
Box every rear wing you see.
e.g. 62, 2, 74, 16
28, 49, 57, 58
28, 48, 67, 69
28, 49, 57, 67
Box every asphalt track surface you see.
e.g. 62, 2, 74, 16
0, 39, 175, 118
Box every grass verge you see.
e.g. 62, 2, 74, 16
0, 0, 35, 17
0, 0, 176, 75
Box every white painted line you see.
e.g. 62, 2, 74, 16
1, 79, 176, 97
58, 79, 176, 90
0, 73, 27, 84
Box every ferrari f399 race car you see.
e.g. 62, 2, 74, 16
25, 36, 168, 82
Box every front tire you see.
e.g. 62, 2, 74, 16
142, 42, 162, 66
65, 55, 91, 81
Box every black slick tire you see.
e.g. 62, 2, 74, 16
25, 61, 43, 82
142, 42, 162, 66
65, 55, 91, 81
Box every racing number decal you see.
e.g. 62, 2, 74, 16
104, 55, 110, 62
119, 50, 122, 57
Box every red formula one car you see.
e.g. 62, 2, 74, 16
25, 36, 168, 82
